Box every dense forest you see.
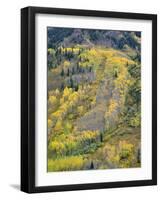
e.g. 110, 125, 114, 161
47, 27, 141, 172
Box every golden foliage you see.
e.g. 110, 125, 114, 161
47, 44, 141, 171
63, 60, 70, 68
54, 120, 63, 132
81, 130, 99, 141
48, 95, 57, 105
49, 140, 65, 155
48, 156, 84, 171
107, 99, 118, 115
77, 106, 84, 115
129, 113, 141, 127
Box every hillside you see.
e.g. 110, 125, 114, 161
48, 27, 141, 51
47, 27, 141, 172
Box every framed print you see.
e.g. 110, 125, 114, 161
21, 6, 157, 193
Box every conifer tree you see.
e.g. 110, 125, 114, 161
67, 68, 70, 76
70, 77, 74, 88
90, 161, 94, 169
61, 68, 64, 76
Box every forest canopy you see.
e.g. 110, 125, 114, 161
47, 27, 141, 172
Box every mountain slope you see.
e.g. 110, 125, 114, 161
47, 28, 141, 171
48, 27, 141, 51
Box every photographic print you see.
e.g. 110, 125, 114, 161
47, 27, 141, 172
21, 7, 157, 193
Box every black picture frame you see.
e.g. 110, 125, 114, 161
21, 6, 157, 193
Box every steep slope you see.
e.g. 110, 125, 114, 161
47, 28, 141, 171
48, 27, 141, 52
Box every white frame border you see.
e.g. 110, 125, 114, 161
35, 13, 152, 187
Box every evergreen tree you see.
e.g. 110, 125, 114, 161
75, 84, 78, 91
79, 67, 82, 73
59, 47, 62, 55
67, 68, 70, 76
100, 132, 103, 142
114, 67, 118, 78
90, 161, 94, 169
55, 48, 58, 57
70, 77, 74, 88
65, 48, 67, 57
60, 82, 64, 90
72, 67, 75, 74
61, 68, 64, 76
137, 148, 141, 163
76, 62, 79, 73
79, 56, 82, 62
